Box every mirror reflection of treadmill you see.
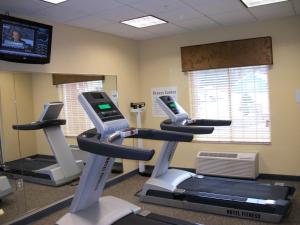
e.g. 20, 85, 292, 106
0, 102, 84, 186
1, 100, 123, 187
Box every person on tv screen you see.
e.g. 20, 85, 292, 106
11, 30, 26, 44
10, 29, 32, 50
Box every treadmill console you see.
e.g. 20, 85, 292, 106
159, 96, 179, 114
157, 95, 189, 123
81, 92, 124, 122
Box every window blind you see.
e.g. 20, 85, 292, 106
58, 80, 103, 136
188, 65, 271, 143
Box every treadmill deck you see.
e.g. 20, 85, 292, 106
178, 176, 291, 200
3, 155, 56, 172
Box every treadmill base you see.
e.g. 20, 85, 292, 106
1, 160, 84, 187
57, 196, 201, 225
56, 196, 140, 225
140, 194, 284, 223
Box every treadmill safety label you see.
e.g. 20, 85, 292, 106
151, 86, 177, 117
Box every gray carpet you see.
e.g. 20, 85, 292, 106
0, 173, 118, 224
28, 175, 300, 225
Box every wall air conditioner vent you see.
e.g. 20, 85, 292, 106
196, 151, 258, 179
199, 152, 238, 158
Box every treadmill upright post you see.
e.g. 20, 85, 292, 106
43, 126, 82, 180
151, 141, 178, 178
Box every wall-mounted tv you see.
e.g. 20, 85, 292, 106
0, 15, 52, 64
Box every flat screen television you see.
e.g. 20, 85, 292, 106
0, 15, 52, 64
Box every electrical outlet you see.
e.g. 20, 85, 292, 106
16, 179, 24, 191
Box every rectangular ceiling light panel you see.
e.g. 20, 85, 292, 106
121, 16, 167, 28
41, 0, 68, 4
241, 0, 288, 7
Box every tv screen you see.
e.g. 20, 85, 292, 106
0, 15, 52, 64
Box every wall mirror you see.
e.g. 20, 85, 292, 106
0, 72, 120, 224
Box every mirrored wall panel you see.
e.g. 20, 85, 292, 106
0, 72, 120, 224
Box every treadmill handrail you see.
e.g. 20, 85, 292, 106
77, 130, 155, 161
186, 119, 231, 126
160, 119, 214, 134
12, 119, 66, 130
129, 128, 193, 142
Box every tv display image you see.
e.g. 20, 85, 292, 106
0, 15, 52, 64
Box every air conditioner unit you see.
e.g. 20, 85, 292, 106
196, 151, 258, 179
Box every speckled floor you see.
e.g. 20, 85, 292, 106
28, 175, 300, 225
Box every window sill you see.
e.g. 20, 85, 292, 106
191, 140, 271, 145
65, 135, 78, 138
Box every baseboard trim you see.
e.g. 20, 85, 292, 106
258, 173, 300, 181
5, 169, 138, 225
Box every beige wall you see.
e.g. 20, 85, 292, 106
139, 16, 300, 176
0, 72, 20, 162
14, 73, 37, 158
1, 15, 299, 175
0, 72, 36, 161
0, 21, 140, 172
31, 73, 59, 156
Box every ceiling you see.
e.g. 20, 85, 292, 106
0, 0, 299, 40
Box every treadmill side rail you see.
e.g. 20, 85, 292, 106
141, 193, 287, 223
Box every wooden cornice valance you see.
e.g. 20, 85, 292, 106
52, 74, 105, 85
181, 37, 273, 72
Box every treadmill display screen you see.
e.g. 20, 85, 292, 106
159, 96, 179, 114
169, 102, 176, 109
98, 104, 112, 110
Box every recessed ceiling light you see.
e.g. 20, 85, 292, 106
41, 0, 68, 4
241, 0, 288, 7
121, 16, 167, 28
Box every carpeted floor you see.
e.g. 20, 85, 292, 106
0, 173, 118, 224
28, 175, 300, 225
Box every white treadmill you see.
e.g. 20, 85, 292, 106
0, 175, 12, 199
56, 91, 202, 225
5, 102, 84, 186
140, 95, 295, 223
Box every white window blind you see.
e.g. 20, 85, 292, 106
58, 80, 103, 136
188, 65, 271, 143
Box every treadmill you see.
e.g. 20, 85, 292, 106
56, 91, 203, 225
1, 102, 84, 186
140, 95, 295, 223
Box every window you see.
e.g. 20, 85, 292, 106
58, 80, 103, 136
188, 65, 271, 143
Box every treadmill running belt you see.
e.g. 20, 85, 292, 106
4, 155, 56, 171
114, 213, 197, 225
178, 177, 290, 200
